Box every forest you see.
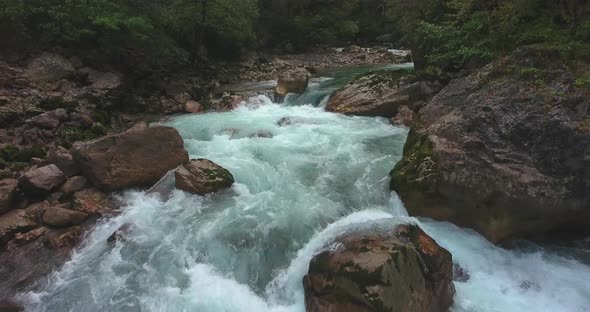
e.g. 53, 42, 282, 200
2, 0, 589, 72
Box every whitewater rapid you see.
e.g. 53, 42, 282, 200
22, 70, 590, 312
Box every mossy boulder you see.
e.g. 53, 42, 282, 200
390, 46, 590, 243
175, 159, 234, 195
303, 222, 454, 312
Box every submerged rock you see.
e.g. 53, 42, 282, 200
73, 126, 189, 191
107, 223, 134, 245
304, 223, 454, 312
391, 46, 590, 242
274, 68, 311, 103
175, 159, 234, 195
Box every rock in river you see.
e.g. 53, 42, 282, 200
303, 222, 455, 312
175, 159, 235, 195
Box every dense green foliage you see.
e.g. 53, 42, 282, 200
1, 0, 588, 72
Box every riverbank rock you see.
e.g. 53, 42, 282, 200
30, 108, 67, 130
327, 70, 442, 119
303, 223, 454, 312
25, 53, 75, 84
42, 206, 88, 228
18, 165, 66, 197
391, 46, 590, 242
73, 126, 189, 191
274, 68, 311, 103
175, 159, 234, 195
72, 188, 112, 216
0, 210, 38, 246
0, 179, 18, 214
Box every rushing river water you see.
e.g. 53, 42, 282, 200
22, 65, 590, 312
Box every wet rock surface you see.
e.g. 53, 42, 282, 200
175, 159, 235, 195
303, 222, 455, 312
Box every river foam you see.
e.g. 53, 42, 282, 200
21, 73, 590, 312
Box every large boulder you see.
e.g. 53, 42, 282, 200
18, 165, 66, 197
25, 53, 75, 84
0, 179, 18, 215
326, 70, 410, 118
391, 46, 590, 243
73, 126, 189, 191
274, 68, 311, 103
175, 159, 234, 195
303, 222, 454, 312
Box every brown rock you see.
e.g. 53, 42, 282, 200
42, 207, 88, 228
73, 126, 189, 191
175, 159, 234, 195
274, 68, 311, 103
69, 112, 94, 129
47, 146, 79, 177
326, 71, 410, 117
60, 176, 88, 195
45, 226, 83, 249
185, 100, 203, 114
0, 210, 38, 246
72, 188, 112, 216
0, 179, 18, 215
0, 300, 23, 312
18, 165, 66, 197
7, 227, 48, 248
31, 108, 67, 130
390, 105, 416, 127
304, 223, 454, 312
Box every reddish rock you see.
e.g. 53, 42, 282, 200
18, 165, 66, 197
73, 126, 189, 191
45, 226, 83, 249
42, 207, 88, 228
72, 188, 112, 216
175, 159, 235, 195
0, 179, 18, 215
303, 223, 454, 312
185, 100, 203, 114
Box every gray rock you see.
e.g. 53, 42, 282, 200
31, 108, 67, 130
25, 53, 75, 83
18, 165, 66, 197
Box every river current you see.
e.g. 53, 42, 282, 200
22, 65, 590, 312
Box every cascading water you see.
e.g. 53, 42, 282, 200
22, 65, 590, 312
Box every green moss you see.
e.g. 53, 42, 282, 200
0, 144, 46, 163
390, 128, 437, 193
56, 124, 106, 148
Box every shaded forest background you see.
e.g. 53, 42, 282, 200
1, 0, 589, 72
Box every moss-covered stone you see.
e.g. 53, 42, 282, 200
390, 127, 437, 194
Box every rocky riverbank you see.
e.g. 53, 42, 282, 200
324, 45, 590, 243
0, 46, 414, 307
